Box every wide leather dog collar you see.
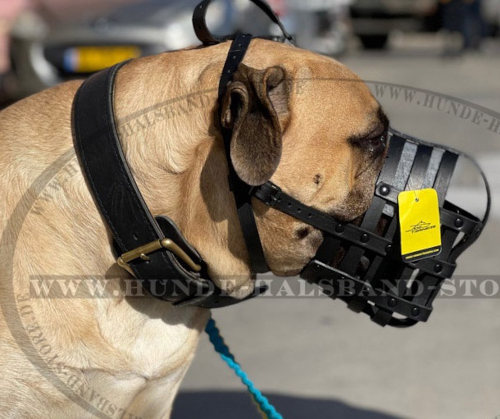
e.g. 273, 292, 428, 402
71, 0, 291, 308
72, 59, 267, 308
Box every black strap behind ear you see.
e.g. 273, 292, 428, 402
218, 33, 269, 274
193, 0, 294, 275
193, 0, 294, 45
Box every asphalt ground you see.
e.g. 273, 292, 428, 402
174, 34, 500, 419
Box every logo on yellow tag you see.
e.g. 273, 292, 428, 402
398, 188, 441, 262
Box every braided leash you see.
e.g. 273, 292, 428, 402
205, 317, 283, 419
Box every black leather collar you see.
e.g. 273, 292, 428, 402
72, 58, 266, 308
71, 0, 293, 308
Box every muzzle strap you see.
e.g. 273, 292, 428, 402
254, 182, 392, 256
217, 33, 270, 274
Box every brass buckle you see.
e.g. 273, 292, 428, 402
117, 238, 202, 276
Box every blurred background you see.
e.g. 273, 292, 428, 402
1, 0, 499, 418
1, 0, 500, 102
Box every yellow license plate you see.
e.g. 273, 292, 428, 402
66, 46, 141, 73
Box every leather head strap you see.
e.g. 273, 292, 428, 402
193, 0, 294, 45
217, 33, 269, 274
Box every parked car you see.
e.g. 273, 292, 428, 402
4, 0, 235, 100
350, 0, 437, 49
4, 0, 360, 102
250, 0, 352, 56
483, 0, 500, 35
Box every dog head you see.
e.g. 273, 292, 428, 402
220, 45, 389, 278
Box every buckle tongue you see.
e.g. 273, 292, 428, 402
117, 238, 202, 275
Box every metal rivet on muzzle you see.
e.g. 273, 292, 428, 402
455, 218, 464, 228
379, 184, 391, 196
361, 233, 370, 243
411, 307, 420, 316
335, 224, 345, 234
434, 263, 443, 273
388, 297, 397, 307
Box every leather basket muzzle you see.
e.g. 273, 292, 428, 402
301, 129, 491, 327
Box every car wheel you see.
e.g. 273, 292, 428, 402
359, 34, 389, 49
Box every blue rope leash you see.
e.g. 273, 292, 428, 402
205, 317, 283, 419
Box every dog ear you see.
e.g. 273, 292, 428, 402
221, 64, 291, 186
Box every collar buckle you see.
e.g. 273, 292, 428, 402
256, 182, 282, 207
117, 238, 202, 276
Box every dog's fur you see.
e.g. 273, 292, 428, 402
0, 39, 387, 417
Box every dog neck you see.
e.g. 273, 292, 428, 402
112, 50, 253, 296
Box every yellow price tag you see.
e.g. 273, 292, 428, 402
398, 188, 441, 262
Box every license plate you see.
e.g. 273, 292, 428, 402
64, 46, 141, 73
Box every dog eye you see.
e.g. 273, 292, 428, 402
368, 134, 387, 154
351, 132, 387, 155
370, 134, 387, 151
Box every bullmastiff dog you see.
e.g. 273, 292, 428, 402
0, 39, 388, 417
